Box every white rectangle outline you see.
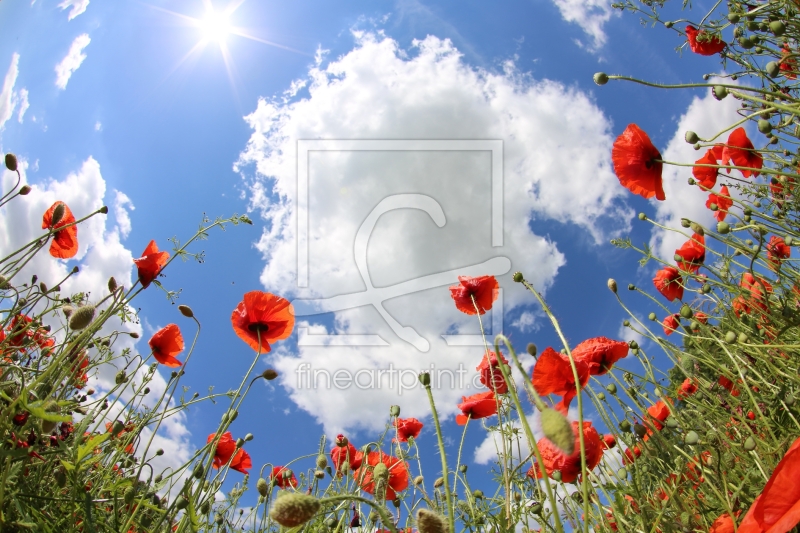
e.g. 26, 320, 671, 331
296, 139, 503, 288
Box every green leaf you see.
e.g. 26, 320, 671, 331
27, 404, 72, 423
77, 433, 110, 463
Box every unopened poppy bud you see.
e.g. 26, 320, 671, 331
51, 203, 67, 226
512, 271, 523, 282
269, 493, 321, 527
770, 21, 785, 36
19, 185, 31, 195
178, 305, 194, 318
433, 477, 444, 488
175, 496, 189, 510
414, 475, 424, 485
316, 454, 328, 469
55, 469, 67, 487
552, 471, 562, 482
725, 331, 737, 344
685, 131, 699, 144
593, 72, 609, 85
115, 370, 127, 384
459, 464, 467, 473
526, 343, 537, 357
107, 277, 118, 293
373, 463, 389, 483
717, 221, 730, 234
541, 407, 574, 455
156, 448, 164, 456
743, 436, 756, 451
680, 305, 693, 319
99, 205, 108, 214
628, 340, 638, 350
606, 383, 617, 394
389, 405, 400, 417
628, 284, 635, 290
597, 391, 606, 401
335, 434, 348, 447
758, 119, 772, 134
638, 212, 646, 221
633, 423, 647, 439
418, 372, 431, 387
5, 153, 18, 171
123, 486, 136, 505
200, 500, 211, 515
69, 305, 95, 330
111, 420, 125, 436
713, 85, 728, 100
607, 278, 617, 293
738, 332, 748, 344
262, 369, 278, 380
684, 431, 699, 445
619, 420, 631, 432
193, 463, 204, 479
0, 275, 8, 290
282, 468, 293, 480
244, 433, 254, 442
236, 438, 244, 448
62, 305, 74, 318
417, 509, 447, 533
257, 477, 269, 496
227, 409, 238, 422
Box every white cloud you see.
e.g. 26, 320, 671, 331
14, 88, 29, 123
236, 33, 631, 436
550, 0, 617, 51
511, 311, 538, 333
58, 0, 90, 20
113, 190, 134, 239
0, 53, 20, 131
94, 121, 102, 131
55, 34, 91, 90
649, 86, 743, 261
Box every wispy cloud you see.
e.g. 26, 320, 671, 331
550, 0, 617, 51
0, 53, 20, 130
55, 34, 91, 90
58, 0, 90, 20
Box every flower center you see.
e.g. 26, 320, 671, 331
247, 322, 270, 333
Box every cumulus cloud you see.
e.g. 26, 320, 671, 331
113, 190, 134, 239
649, 86, 743, 261
58, 0, 90, 20
236, 33, 631, 436
550, 0, 617, 51
55, 34, 91, 90
0, 53, 20, 131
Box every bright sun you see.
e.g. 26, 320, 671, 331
199, 9, 231, 42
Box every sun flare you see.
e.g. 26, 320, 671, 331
198, 9, 231, 42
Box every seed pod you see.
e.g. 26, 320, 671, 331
526, 343, 537, 357
607, 278, 617, 293
606, 383, 617, 394
389, 405, 400, 417
619, 420, 631, 432
684, 431, 700, 445
738, 332, 748, 344
680, 305, 693, 319
713, 85, 728, 100
593, 72, 609, 85
552, 471, 562, 482
541, 407, 575, 455
758, 119, 772, 134
717, 221, 730, 234
316, 454, 328, 469
744, 436, 756, 451
685, 131, 699, 144
770, 20, 785, 36
178, 305, 194, 318
5, 153, 18, 171
262, 369, 278, 380
766, 61, 780, 77
257, 477, 269, 496
530, 502, 543, 514
269, 493, 321, 528
69, 305, 96, 330
175, 496, 189, 510
725, 331, 737, 344
417, 509, 447, 533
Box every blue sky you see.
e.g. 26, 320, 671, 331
0, 0, 741, 505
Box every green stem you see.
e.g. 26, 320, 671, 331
422, 382, 454, 533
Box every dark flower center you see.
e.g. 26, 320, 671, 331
248, 322, 270, 333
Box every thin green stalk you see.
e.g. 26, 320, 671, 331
421, 380, 454, 533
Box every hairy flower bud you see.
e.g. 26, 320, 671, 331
69, 305, 96, 330
418, 372, 431, 387
684, 131, 699, 144
19, 185, 31, 195
417, 509, 447, 533
513, 271, 523, 282
593, 72, 609, 85
257, 477, 269, 497
108, 277, 118, 293
433, 477, 444, 488
541, 408, 574, 455
262, 369, 278, 381
51, 203, 66, 227
414, 475, 424, 485
270, 493, 321, 527
607, 278, 617, 293
389, 405, 400, 417
5, 153, 18, 171
178, 305, 194, 318
316, 454, 328, 469
713, 85, 728, 100
526, 343, 537, 357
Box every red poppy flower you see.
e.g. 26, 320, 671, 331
718, 376, 741, 397
271, 466, 298, 489
6, 314, 54, 352
532, 347, 590, 414
133, 240, 169, 289
685, 25, 726, 55
780, 46, 797, 80
330, 435, 363, 472
692, 149, 720, 189
707, 185, 733, 222
709, 513, 736, 533
571, 336, 629, 376
738, 435, 800, 533
647, 399, 672, 431
148, 324, 184, 367
623, 445, 642, 465
207, 432, 252, 474
678, 378, 698, 399
231, 291, 295, 353
767, 236, 791, 268
525, 421, 604, 483
603, 434, 617, 449
741, 273, 773, 312
477, 350, 509, 393
611, 124, 665, 201
456, 391, 498, 425
675, 233, 705, 273
662, 314, 680, 335
722, 128, 762, 178
354, 451, 409, 500
42, 201, 78, 259
653, 266, 683, 301
393, 418, 423, 442
449, 275, 499, 315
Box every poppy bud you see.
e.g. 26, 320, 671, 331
727, 12, 740, 23
193, 463, 204, 479
664, 20, 673, 28
175, 496, 189, 510
540, 407, 574, 455
227, 409, 238, 422
200, 500, 211, 515
236, 437, 245, 448
684, 431, 699, 445
689, 222, 704, 236
724, 331, 737, 344
738, 332, 748, 344
607, 278, 617, 293
593, 72, 609, 85
99, 206, 108, 214
156, 448, 164, 456
617, 467, 628, 479
627, 283, 635, 290
619, 420, 631, 432
628, 340, 638, 350
552, 471, 562, 482
633, 423, 647, 439
417, 509, 447, 533
130, 331, 140, 338
316, 454, 328, 469
115, 370, 127, 384
414, 475, 424, 485
257, 477, 269, 496
270, 493, 321, 527
50, 203, 66, 227
786, 235, 794, 246
111, 420, 125, 436
684, 131, 699, 144
770, 21, 785, 36
418, 372, 431, 387
178, 305, 194, 318
69, 305, 96, 330
389, 405, 400, 417
5, 153, 18, 171
55, 469, 67, 487
597, 392, 606, 401
335, 435, 349, 447
19, 185, 31, 195
766, 61, 780, 77
680, 305, 693, 319
786, 394, 796, 406
108, 277, 118, 293
758, 119, 772, 134
713, 86, 728, 100
638, 212, 646, 221
606, 383, 617, 394
743, 436, 756, 451
262, 369, 278, 380
513, 271, 523, 282
433, 477, 444, 488
717, 221, 730, 234
62, 305, 74, 318
124, 486, 136, 505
